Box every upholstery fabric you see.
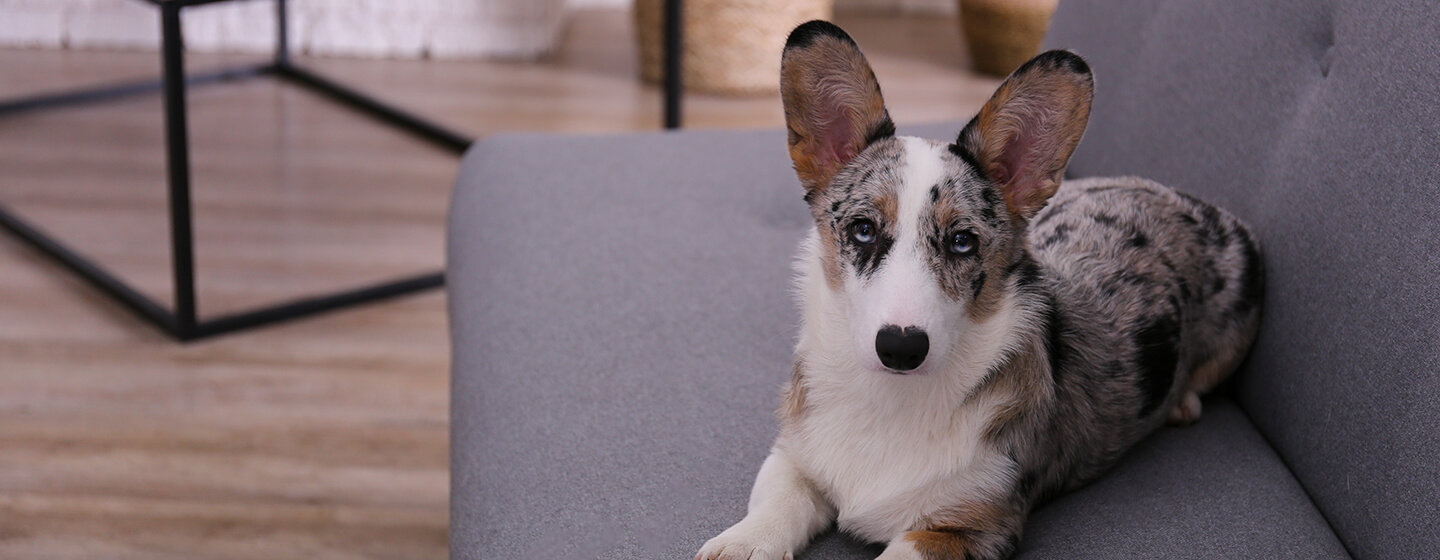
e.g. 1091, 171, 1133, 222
1045, 1, 1440, 556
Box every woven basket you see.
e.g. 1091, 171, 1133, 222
959, 0, 1058, 77
636, 0, 833, 96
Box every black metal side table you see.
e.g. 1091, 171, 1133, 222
0, 0, 684, 341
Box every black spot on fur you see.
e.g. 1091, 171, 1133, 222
1032, 200, 1072, 228
1006, 257, 1043, 289
970, 271, 987, 301
784, 20, 854, 50
948, 135, 985, 176
858, 169, 875, 186
1017, 470, 1040, 498
1160, 253, 1199, 305
1036, 224, 1071, 250
979, 204, 998, 224
865, 116, 897, 145
979, 184, 1001, 206
853, 232, 894, 279
1106, 271, 1155, 296
930, 185, 940, 204
1129, 231, 1149, 248
1212, 276, 1227, 294
1134, 314, 1180, 417
977, 185, 1002, 224
1202, 212, 1231, 246
1019, 50, 1092, 79
1176, 192, 1231, 247
1091, 213, 1119, 227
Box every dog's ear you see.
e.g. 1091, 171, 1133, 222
781, 20, 895, 200
955, 50, 1093, 220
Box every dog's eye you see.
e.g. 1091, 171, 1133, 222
949, 231, 978, 256
850, 220, 877, 245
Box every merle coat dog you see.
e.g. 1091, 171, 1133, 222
696, 21, 1264, 560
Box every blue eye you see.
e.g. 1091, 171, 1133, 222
950, 231, 977, 256
850, 220, 877, 244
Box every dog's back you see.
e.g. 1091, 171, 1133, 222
1025, 176, 1264, 487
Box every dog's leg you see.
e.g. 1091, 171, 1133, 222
876, 526, 1024, 560
874, 500, 1025, 560
696, 450, 835, 560
1167, 341, 1249, 426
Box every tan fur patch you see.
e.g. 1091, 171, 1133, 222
924, 498, 1011, 534
965, 262, 1008, 323
1188, 315, 1258, 395
906, 529, 982, 560
980, 334, 1054, 443
930, 194, 960, 230
818, 224, 845, 291
875, 189, 899, 228
779, 358, 810, 424
907, 496, 1023, 560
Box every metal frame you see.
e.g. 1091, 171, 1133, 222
663, 0, 683, 129
0, 0, 686, 341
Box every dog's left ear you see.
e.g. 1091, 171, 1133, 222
955, 50, 1093, 220
781, 21, 896, 201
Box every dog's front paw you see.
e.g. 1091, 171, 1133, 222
695, 521, 793, 560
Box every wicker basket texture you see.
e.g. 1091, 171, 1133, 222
959, 0, 1058, 76
636, 0, 834, 96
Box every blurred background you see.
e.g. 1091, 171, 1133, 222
0, 0, 1050, 558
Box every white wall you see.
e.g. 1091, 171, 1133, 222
565, 0, 955, 12
0, 0, 570, 59
0, 0, 951, 58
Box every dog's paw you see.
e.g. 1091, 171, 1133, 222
1167, 391, 1203, 426
695, 521, 793, 560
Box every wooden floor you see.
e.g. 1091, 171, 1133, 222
0, 10, 996, 559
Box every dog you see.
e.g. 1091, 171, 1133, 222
695, 21, 1263, 560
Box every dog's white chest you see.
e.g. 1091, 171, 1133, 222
784, 383, 1009, 543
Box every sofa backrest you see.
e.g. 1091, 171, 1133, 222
1044, 1, 1440, 557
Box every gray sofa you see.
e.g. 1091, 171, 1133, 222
448, 0, 1440, 557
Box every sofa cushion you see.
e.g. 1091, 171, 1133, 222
1015, 398, 1344, 559
448, 126, 1345, 559
1045, 1, 1440, 557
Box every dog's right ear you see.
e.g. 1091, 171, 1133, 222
781, 21, 896, 201
954, 50, 1093, 220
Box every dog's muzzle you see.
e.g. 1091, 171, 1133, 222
875, 325, 929, 372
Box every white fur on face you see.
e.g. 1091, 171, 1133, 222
844, 137, 957, 374
786, 137, 1032, 544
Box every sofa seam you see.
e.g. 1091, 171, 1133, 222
1232, 400, 1355, 559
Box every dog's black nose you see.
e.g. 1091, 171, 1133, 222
875, 325, 929, 372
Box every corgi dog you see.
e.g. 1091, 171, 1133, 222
696, 21, 1263, 560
